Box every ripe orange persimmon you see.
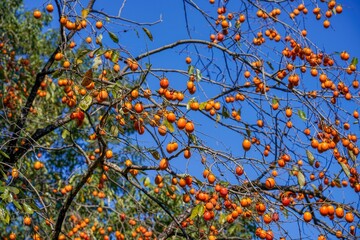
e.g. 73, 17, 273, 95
46, 4, 54, 12
33, 10, 42, 19
303, 211, 312, 222
345, 212, 354, 223
242, 139, 251, 151
265, 177, 275, 189
185, 121, 195, 133
95, 21, 103, 29
335, 207, 344, 218
105, 150, 113, 159
24, 216, 32, 225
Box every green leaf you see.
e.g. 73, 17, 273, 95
61, 129, 70, 139
110, 125, 119, 137
340, 162, 350, 178
190, 204, 202, 219
297, 171, 306, 189
351, 57, 358, 66
195, 69, 202, 81
81, 9, 89, 18
298, 110, 307, 121
77, 48, 92, 59
0, 150, 9, 159
149, 150, 160, 160
162, 119, 174, 133
13, 200, 22, 210
0, 189, 9, 201
108, 31, 119, 43
348, 149, 357, 162
0, 207, 10, 224
8, 187, 19, 195
111, 51, 120, 63
142, 28, 153, 41
218, 213, 226, 224
272, 98, 278, 104
199, 102, 207, 110
221, 106, 230, 118
188, 65, 194, 75
142, 177, 150, 187
198, 204, 205, 217
23, 203, 34, 214
306, 150, 315, 166
52, 70, 63, 79
79, 95, 93, 111
266, 61, 274, 70
189, 134, 197, 145
228, 224, 238, 235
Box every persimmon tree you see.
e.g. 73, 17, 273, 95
0, 0, 359, 239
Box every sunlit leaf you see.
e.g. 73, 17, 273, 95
8, 187, 19, 195
162, 119, 174, 133
199, 102, 207, 110
190, 204, 201, 219
297, 171, 306, 189
195, 69, 202, 81
13, 200, 22, 210
272, 98, 278, 104
306, 150, 315, 166
198, 204, 205, 217
218, 213, 226, 224
108, 31, 119, 43
79, 95, 92, 111
348, 149, 357, 162
351, 57, 358, 66
297, 110, 307, 121
340, 162, 350, 178
110, 125, 119, 137
143, 177, 150, 187
111, 51, 120, 63
188, 65, 194, 75
142, 28, 153, 41
92, 55, 102, 69
61, 129, 70, 139
81, 9, 89, 18
22, 203, 34, 214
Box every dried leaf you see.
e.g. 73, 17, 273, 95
81, 69, 93, 86
340, 162, 350, 178
297, 171, 306, 189
142, 28, 153, 41
306, 150, 315, 166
